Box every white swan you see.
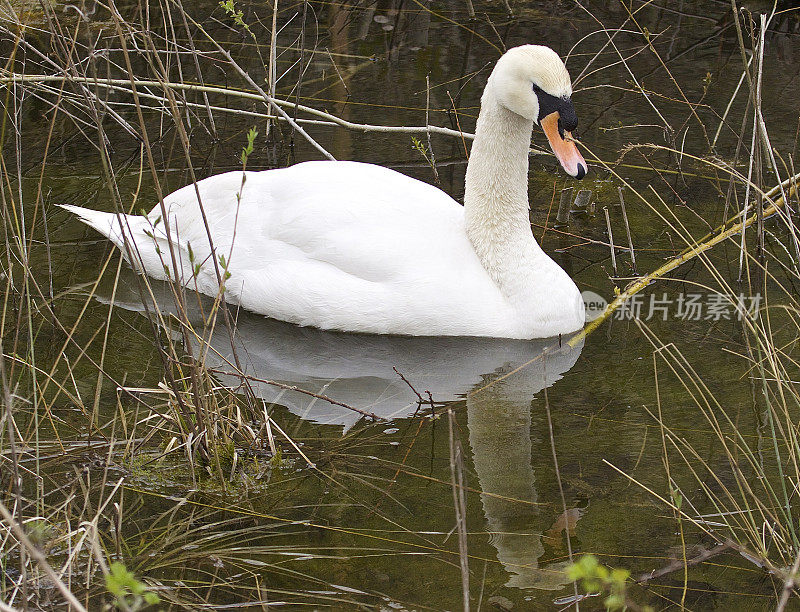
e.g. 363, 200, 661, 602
63, 44, 588, 339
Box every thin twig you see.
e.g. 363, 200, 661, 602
618, 187, 637, 273
603, 206, 618, 276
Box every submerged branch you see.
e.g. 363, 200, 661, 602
636, 543, 730, 585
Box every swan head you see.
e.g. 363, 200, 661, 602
489, 45, 587, 179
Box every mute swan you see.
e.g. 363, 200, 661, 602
63, 44, 587, 339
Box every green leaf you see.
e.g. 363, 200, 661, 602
604, 593, 625, 610
241, 126, 258, 165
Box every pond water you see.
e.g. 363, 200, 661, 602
5, 0, 800, 609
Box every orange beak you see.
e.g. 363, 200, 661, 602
541, 112, 587, 179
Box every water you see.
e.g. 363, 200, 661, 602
5, 0, 800, 609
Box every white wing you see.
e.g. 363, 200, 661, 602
152, 161, 511, 335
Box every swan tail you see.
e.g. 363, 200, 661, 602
59, 205, 129, 247
60, 205, 172, 280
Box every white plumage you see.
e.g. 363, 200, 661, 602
63, 44, 587, 339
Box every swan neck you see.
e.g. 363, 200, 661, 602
464, 90, 537, 237
464, 87, 544, 298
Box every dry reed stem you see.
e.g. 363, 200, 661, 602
447, 408, 470, 612
569, 173, 800, 348
543, 356, 579, 610
0, 75, 479, 140
603, 206, 618, 276
0, 501, 89, 612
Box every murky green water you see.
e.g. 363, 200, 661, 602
5, 0, 800, 609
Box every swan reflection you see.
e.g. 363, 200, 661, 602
102, 274, 584, 591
